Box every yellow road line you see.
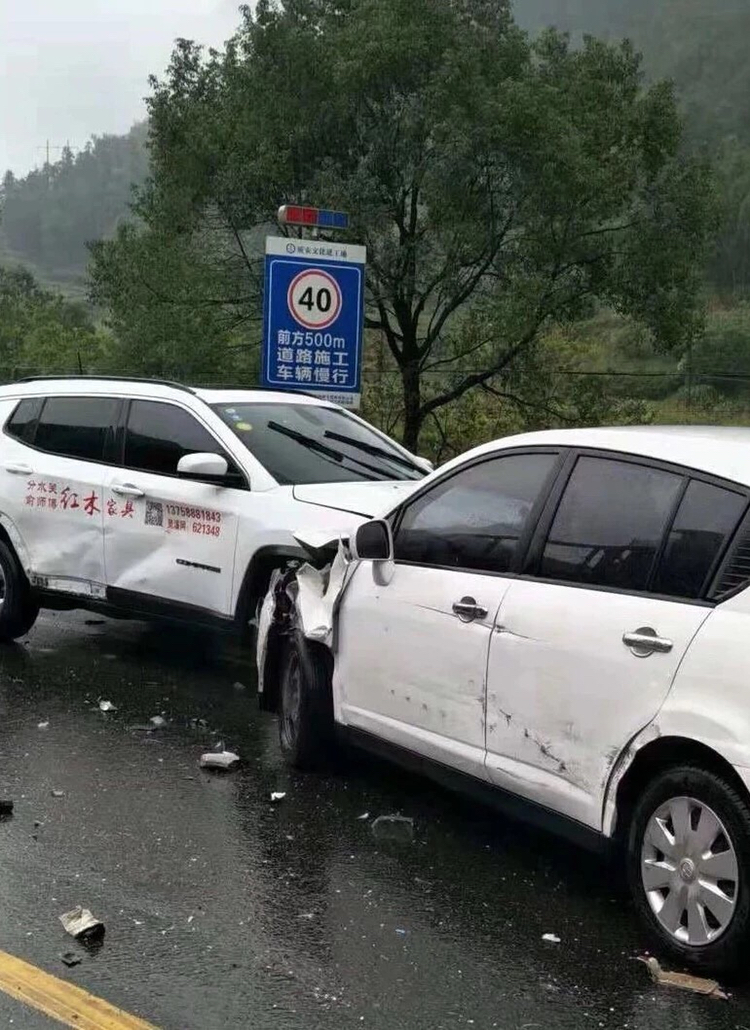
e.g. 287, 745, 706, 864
0, 949, 158, 1029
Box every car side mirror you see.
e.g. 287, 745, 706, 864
351, 519, 393, 562
177, 452, 229, 482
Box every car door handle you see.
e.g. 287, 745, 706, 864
4, 463, 33, 475
623, 627, 673, 657
452, 597, 488, 623
111, 483, 145, 498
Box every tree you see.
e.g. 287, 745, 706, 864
91, 0, 715, 449
0, 266, 110, 378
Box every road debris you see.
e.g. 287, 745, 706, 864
98, 700, 117, 712
37, 721, 49, 730
59, 906, 105, 943
149, 715, 167, 728
0, 799, 13, 817
270, 792, 287, 803
60, 951, 82, 967
639, 957, 728, 999
357, 812, 370, 821
199, 750, 240, 771
233, 681, 246, 692
51, 790, 65, 799
371, 814, 414, 843
542, 933, 561, 944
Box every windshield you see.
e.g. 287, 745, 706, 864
212, 402, 426, 485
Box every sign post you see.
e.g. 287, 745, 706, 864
261, 236, 365, 409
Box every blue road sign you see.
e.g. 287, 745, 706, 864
262, 236, 366, 408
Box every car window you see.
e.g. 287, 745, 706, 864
394, 453, 557, 573
6, 397, 43, 444
124, 400, 227, 476
33, 396, 118, 463
539, 456, 683, 592
652, 480, 747, 599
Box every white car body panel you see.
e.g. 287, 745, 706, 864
334, 562, 513, 780
484, 579, 712, 829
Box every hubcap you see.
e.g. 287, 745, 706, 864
641, 795, 739, 946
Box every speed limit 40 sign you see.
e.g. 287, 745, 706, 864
262, 236, 366, 408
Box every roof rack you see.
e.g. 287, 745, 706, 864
17, 375, 196, 394
190, 383, 328, 400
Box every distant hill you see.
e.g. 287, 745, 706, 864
514, 0, 750, 145
0, 122, 148, 294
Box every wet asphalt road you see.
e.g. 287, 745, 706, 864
0, 614, 749, 1029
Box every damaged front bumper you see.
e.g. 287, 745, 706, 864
256, 532, 353, 702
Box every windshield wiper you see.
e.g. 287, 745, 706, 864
323, 431, 424, 475
267, 421, 380, 480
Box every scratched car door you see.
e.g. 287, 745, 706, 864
101, 399, 241, 617
1, 395, 114, 598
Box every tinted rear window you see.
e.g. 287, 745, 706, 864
34, 397, 118, 462
6, 398, 43, 443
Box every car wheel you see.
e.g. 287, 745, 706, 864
278, 635, 335, 770
0, 539, 39, 643
627, 764, 750, 975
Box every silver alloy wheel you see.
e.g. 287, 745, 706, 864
641, 795, 739, 946
281, 652, 302, 747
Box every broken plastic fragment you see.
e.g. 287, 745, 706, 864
59, 906, 105, 943
270, 792, 287, 803
37, 721, 49, 730
51, 790, 65, 799
371, 814, 414, 843
542, 933, 561, 944
149, 715, 166, 728
199, 751, 240, 770
639, 957, 727, 999
233, 681, 246, 692
357, 812, 370, 821
98, 700, 117, 712
60, 951, 82, 967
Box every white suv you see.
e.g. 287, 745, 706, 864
261, 425, 750, 974
0, 376, 426, 642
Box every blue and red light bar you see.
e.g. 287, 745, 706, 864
277, 204, 349, 230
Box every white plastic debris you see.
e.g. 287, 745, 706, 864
98, 700, 117, 712
51, 790, 65, 799
199, 750, 240, 770
233, 681, 246, 692
542, 933, 561, 944
149, 715, 166, 728
37, 721, 49, 730
270, 792, 287, 803
639, 957, 728, 999
59, 906, 105, 942
371, 814, 415, 843
357, 812, 370, 821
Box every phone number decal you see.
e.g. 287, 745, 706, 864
166, 504, 222, 523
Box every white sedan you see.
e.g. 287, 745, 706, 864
259, 425, 750, 974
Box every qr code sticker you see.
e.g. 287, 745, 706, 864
145, 501, 164, 527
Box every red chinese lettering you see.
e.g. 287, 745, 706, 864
179, 519, 186, 531
49, 498, 57, 511
38, 482, 47, 493
48, 483, 57, 494
24, 495, 34, 507
26, 480, 35, 491
83, 492, 100, 517
106, 499, 118, 517
35, 496, 47, 509
121, 500, 134, 519
60, 487, 79, 510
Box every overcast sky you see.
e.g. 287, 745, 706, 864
0, 0, 242, 176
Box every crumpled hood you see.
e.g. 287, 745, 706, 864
292, 480, 420, 518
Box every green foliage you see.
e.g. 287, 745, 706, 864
686, 305, 750, 396
90, 0, 713, 450
0, 266, 111, 379
0, 124, 149, 280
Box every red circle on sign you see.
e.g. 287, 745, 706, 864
287, 269, 342, 330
